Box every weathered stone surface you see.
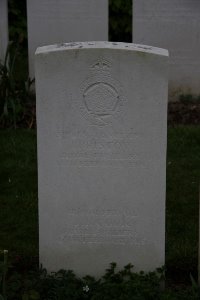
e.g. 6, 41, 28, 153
27, 0, 108, 78
35, 41, 168, 276
133, 0, 200, 100
0, 0, 8, 61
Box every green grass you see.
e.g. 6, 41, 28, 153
0, 130, 38, 257
0, 127, 200, 282
166, 126, 200, 281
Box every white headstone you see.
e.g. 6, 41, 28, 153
0, 0, 8, 62
35, 41, 168, 276
133, 0, 200, 100
27, 0, 108, 79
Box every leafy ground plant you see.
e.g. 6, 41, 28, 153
1, 259, 200, 300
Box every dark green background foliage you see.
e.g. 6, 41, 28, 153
8, 0, 27, 43
8, 0, 28, 81
109, 0, 132, 42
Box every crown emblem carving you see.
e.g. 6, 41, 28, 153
91, 59, 111, 71
83, 83, 119, 117
80, 58, 124, 126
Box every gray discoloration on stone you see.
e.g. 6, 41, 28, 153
36, 41, 168, 56
35, 42, 168, 276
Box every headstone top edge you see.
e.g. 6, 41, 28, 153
35, 41, 169, 57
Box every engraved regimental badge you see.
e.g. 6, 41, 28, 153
80, 58, 124, 126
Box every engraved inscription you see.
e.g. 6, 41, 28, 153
59, 209, 146, 246
59, 126, 139, 167
60, 135, 139, 167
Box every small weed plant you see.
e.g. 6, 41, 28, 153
1, 253, 200, 300
0, 43, 35, 129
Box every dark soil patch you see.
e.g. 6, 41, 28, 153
168, 102, 200, 126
